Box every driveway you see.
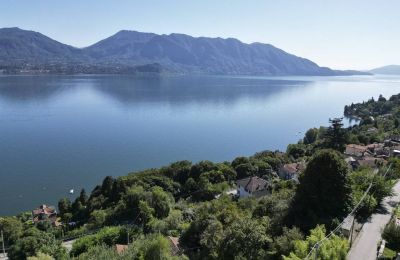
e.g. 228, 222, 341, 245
347, 181, 400, 260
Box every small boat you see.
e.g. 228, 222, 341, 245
69, 189, 74, 194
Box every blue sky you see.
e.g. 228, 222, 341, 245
0, 0, 399, 70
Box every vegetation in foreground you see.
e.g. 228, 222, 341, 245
2, 93, 400, 259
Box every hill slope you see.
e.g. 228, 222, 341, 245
0, 27, 367, 76
370, 65, 400, 75
84, 30, 345, 75
0, 27, 84, 65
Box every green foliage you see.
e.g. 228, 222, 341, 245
290, 150, 352, 230
0, 216, 23, 246
253, 188, 295, 234
388, 157, 400, 179
7, 227, 66, 260
283, 225, 349, 260
141, 234, 178, 260
58, 198, 72, 220
286, 144, 307, 159
76, 235, 189, 260
324, 118, 346, 152
76, 244, 120, 260
382, 222, 400, 251
271, 227, 304, 257
304, 128, 319, 144
150, 186, 174, 218
220, 217, 272, 260
70, 226, 123, 256
350, 168, 394, 219
383, 247, 397, 259
27, 252, 55, 260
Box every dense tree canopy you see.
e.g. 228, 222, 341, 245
290, 149, 352, 230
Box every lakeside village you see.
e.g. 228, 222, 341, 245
3, 94, 400, 259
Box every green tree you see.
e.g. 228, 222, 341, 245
395, 118, 400, 128
324, 118, 346, 152
8, 227, 66, 260
57, 198, 71, 219
79, 189, 88, 205
150, 186, 173, 219
220, 217, 272, 259
271, 227, 304, 257
382, 222, 400, 251
291, 150, 352, 230
0, 217, 23, 246
234, 163, 256, 179
142, 234, 177, 260
70, 226, 122, 256
303, 128, 319, 144
139, 200, 155, 231
350, 168, 393, 219
199, 218, 224, 259
283, 225, 349, 260
101, 176, 115, 197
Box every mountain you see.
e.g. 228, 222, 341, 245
0, 27, 84, 65
0, 27, 368, 76
370, 65, 400, 75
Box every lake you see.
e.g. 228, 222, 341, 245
1, 74, 400, 216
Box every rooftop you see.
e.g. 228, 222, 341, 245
236, 176, 269, 193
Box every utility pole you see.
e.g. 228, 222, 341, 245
1, 230, 5, 257
314, 243, 319, 260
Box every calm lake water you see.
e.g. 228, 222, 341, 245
1, 74, 400, 215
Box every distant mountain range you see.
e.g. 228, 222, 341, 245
369, 65, 400, 75
0, 27, 369, 76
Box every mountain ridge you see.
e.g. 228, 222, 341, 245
370, 65, 400, 75
0, 27, 369, 76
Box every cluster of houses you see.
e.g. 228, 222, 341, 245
234, 136, 400, 199
234, 161, 305, 198
343, 135, 400, 171
31, 204, 61, 227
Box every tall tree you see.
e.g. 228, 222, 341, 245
303, 128, 319, 144
290, 150, 352, 230
324, 118, 346, 152
57, 198, 71, 218
79, 189, 88, 205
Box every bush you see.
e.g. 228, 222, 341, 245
382, 222, 400, 251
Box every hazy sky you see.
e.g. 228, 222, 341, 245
0, 0, 399, 70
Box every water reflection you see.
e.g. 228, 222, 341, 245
0, 75, 311, 105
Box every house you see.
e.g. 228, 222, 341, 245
32, 204, 58, 226
278, 162, 305, 181
345, 144, 369, 157
366, 143, 384, 153
168, 236, 181, 256
236, 176, 270, 198
357, 156, 386, 169
345, 156, 358, 170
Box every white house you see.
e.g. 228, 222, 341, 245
236, 176, 270, 198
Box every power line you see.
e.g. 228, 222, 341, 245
305, 164, 392, 259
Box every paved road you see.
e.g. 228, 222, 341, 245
347, 181, 400, 260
